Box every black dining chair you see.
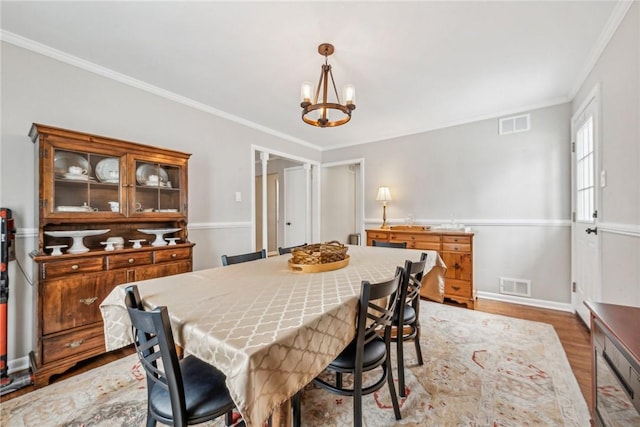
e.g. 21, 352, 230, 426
311, 269, 403, 426
393, 253, 428, 397
221, 249, 266, 266
124, 285, 242, 427
277, 243, 307, 255
372, 240, 407, 248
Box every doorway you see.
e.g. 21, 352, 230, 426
571, 86, 601, 325
252, 146, 320, 253
321, 159, 365, 244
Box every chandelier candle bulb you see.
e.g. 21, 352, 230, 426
344, 84, 356, 105
301, 82, 313, 105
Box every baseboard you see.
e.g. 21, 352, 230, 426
477, 291, 574, 313
7, 355, 30, 375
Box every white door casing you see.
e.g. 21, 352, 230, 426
571, 85, 601, 325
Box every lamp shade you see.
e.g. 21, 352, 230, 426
376, 186, 392, 202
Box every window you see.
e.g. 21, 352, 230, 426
575, 115, 595, 222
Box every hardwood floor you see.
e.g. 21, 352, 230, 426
1, 298, 593, 413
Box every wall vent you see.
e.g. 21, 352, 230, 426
499, 113, 530, 135
499, 277, 531, 297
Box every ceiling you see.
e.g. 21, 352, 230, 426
0, 1, 627, 151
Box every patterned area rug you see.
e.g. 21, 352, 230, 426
1, 301, 590, 426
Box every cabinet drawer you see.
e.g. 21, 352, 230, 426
42, 257, 104, 279
107, 252, 153, 269
42, 324, 105, 365
442, 243, 472, 252
42, 271, 127, 335
391, 233, 440, 243
407, 241, 441, 251
155, 247, 191, 263
367, 231, 389, 241
443, 235, 472, 245
445, 279, 472, 298
134, 260, 192, 281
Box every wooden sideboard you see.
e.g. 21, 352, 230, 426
366, 227, 475, 308
29, 124, 193, 387
585, 301, 640, 426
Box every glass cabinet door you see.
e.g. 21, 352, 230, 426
51, 149, 123, 215
132, 160, 183, 215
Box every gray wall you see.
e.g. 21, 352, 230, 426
0, 42, 321, 367
322, 103, 573, 305
572, 2, 640, 306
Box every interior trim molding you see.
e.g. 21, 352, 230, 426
567, 0, 635, 99
0, 30, 321, 152
477, 291, 574, 313
364, 218, 571, 228
188, 221, 252, 230
598, 221, 640, 238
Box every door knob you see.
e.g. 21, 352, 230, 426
286, 222, 292, 226
585, 227, 598, 235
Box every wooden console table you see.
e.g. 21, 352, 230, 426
366, 227, 475, 308
584, 301, 640, 426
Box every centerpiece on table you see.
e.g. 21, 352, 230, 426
288, 241, 349, 272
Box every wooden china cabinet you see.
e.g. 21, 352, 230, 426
29, 123, 194, 387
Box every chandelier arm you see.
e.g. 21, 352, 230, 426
313, 68, 324, 105
328, 67, 342, 105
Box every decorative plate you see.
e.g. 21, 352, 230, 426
54, 151, 93, 177
95, 158, 119, 182
136, 164, 169, 185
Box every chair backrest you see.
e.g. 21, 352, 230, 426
124, 285, 188, 425
221, 249, 267, 266
277, 243, 307, 255
397, 253, 428, 319
356, 268, 403, 352
372, 240, 407, 249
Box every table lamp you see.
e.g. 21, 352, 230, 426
376, 186, 392, 229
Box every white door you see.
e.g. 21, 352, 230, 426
284, 167, 307, 247
571, 94, 600, 325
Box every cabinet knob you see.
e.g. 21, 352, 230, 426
171, 253, 177, 259
452, 286, 461, 291
71, 264, 79, 270
453, 263, 461, 270
128, 258, 135, 264
65, 339, 84, 348
79, 297, 98, 306
453, 246, 459, 251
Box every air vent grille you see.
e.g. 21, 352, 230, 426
499, 113, 530, 135
499, 277, 531, 297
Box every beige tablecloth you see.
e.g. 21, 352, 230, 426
100, 245, 443, 426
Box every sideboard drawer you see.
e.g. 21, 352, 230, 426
443, 235, 472, 245
107, 252, 153, 269
368, 231, 390, 241
43, 257, 104, 279
445, 279, 472, 298
442, 243, 472, 252
42, 324, 105, 365
155, 247, 191, 263
391, 233, 440, 244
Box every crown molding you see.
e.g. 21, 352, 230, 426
567, 0, 635, 100
0, 30, 322, 152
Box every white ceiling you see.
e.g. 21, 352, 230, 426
0, 1, 628, 151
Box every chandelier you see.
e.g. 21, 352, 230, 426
300, 43, 356, 128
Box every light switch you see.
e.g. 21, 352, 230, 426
600, 170, 607, 188
235, 191, 242, 202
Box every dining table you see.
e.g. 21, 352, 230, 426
100, 245, 445, 427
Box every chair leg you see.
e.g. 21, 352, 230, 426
386, 357, 402, 420
397, 331, 406, 397
353, 368, 363, 427
414, 322, 423, 366
292, 390, 302, 427
336, 372, 343, 389
146, 413, 157, 427
225, 410, 233, 426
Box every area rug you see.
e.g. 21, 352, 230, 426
1, 301, 590, 426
